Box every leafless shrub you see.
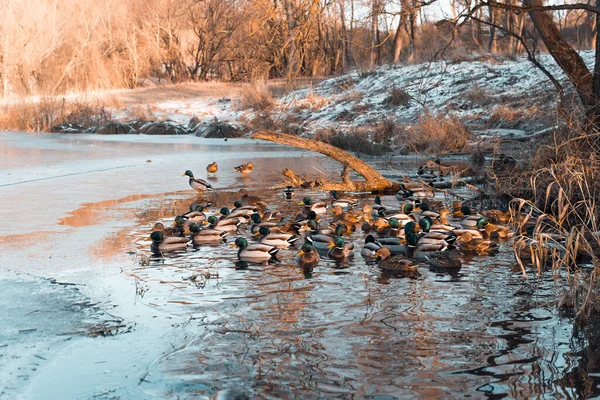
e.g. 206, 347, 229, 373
385, 86, 411, 107
488, 105, 543, 128
465, 84, 493, 106
337, 90, 364, 104
237, 81, 276, 111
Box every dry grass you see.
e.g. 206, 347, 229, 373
488, 105, 543, 128
496, 123, 600, 322
0, 98, 112, 132
237, 81, 276, 111
396, 112, 473, 153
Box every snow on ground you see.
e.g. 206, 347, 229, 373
272, 51, 593, 136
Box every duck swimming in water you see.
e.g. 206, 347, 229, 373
150, 231, 188, 254
231, 237, 278, 261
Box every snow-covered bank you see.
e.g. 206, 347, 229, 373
275, 52, 590, 136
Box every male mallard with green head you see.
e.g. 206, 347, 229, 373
231, 237, 278, 261
150, 231, 188, 254
327, 236, 354, 262
183, 170, 212, 192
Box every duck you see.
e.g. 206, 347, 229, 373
331, 190, 358, 208
283, 186, 295, 200
455, 232, 499, 255
427, 249, 462, 272
249, 213, 278, 234
372, 195, 388, 212
297, 243, 320, 268
189, 223, 227, 245
307, 224, 347, 249
183, 205, 207, 224
231, 237, 278, 261
218, 207, 250, 223
361, 234, 384, 257
379, 203, 415, 226
299, 197, 327, 215
327, 237, 354, 262
254, 226, 299, 248
206, 162, 218, 177
207, 215, 240, 232
327, 218, 356, 234
481, 209, 512, 224
375, 247, 420, 277
234, 162, 254, 175
404, 230, 449, 260
152, 222, 180, 237
231, 201, 259, 215
171, 215, 193, 235
183, 170, 213, 192
238, 189, 268, 210
150, 231, 188, 254
418, 217, 458, 245
458, 206, 485, 228
331, 205, 363, 224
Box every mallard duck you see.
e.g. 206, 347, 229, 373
207, 215, 240, 232
183, 205, 207, 224
283, 186, 295, 200
308, 224, 353, 251
418, 217, 458, 245
238, 189, 268, 210
189, 223, 227, 245
150, 231, 188, 254
327, 237, 354, 262
249, 213, 278, 234
331, 190, 358, 208
331, 205, 363, 223
372, 195, 388, 212
481, 209, 511, 224
328, 218, 356, 234
254, 226, 299, 248
361, 234, 384, 257
458, 206, 484, 228
183, 170, 212, 192
375, 247, 420, 277
152, 222, 179, 237
299, 197, 327, 215
379, 203, 415, 226
297, 243, 320, 268
456, 232, 499, 255
218, 207, 250, 223
189, 199, 212, 212
396, 185, 434, 200
428, 249, 462, 271
405, 230, 448, 260
231, 237, 278, 261
171, 215, 193, 235
234, 162, 254, 175
206, 162, 218, 177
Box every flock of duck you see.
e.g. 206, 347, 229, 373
147, 161, 516, 278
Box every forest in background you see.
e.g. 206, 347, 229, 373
0, 0, 596, 98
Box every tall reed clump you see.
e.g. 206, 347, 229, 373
497, 124, 600, 322
395, 112, 473, 153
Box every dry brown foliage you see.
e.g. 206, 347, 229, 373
465, 84, 493, 106
386, 86, 411, 107
496, 124, 600, 321
396, 112, 473, 153
237, 81, 276, 111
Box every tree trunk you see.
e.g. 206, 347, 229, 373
524, 0, 599, 124
283, 0, 297, 77
392, 10, 407, 63
252, 130, 400, 191
370, 0, 379, 68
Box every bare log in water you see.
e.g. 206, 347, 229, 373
252, 130, 401, 192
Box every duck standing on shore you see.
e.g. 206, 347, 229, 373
183, 170, 213, 193
234, 162, 254, 175
206, 162, 218, 177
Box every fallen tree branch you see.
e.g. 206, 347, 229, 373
252, 130, 401, 192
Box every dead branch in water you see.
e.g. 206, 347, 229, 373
252, 130, 401, 192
